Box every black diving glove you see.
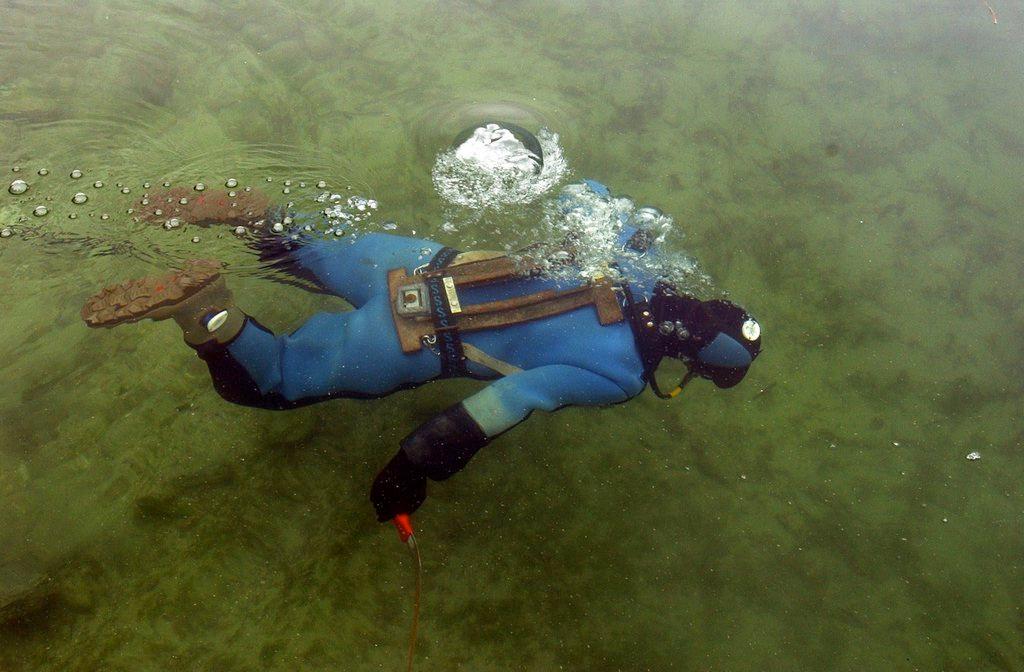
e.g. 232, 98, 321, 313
370, 450, 427, 522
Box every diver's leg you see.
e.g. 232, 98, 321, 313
194, 293, 440, 408
254, 230, 445, 308
83, 265, 440, 409
133, 188, 446, 307
81, 259, 245, 346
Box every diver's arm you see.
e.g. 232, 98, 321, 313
370, 365, 629, 521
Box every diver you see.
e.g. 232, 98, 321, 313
81, 123, 762, 527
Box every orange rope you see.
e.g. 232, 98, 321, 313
405, 535, 422, 672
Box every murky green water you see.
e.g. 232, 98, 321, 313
2, 1, 1022, 670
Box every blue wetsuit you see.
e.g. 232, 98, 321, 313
194, 181, 659, 517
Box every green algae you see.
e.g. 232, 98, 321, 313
1, 1, 1022, 670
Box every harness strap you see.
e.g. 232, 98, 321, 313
388, 250, 626, 374
422, 274, 468, 378
462, 343, 523, 377
426, 246, 461, 271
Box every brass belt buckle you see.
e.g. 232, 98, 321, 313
396, 282, 430, 317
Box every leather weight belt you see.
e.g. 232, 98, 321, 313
387, 248, 625, 377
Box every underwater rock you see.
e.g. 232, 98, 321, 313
0, 563, 56, 625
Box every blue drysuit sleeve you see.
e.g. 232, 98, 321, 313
395, 365, 633, 486
460, 364, 631, 438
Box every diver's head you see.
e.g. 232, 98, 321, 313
648, 282, 762, 390
450, 121, 543, 175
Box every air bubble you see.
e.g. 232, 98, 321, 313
282, 187, 291, 194
266, 177, 273, 182
33, 205, 48, 217
191, 236, 200, 243
234, 225, 246, 235
383, 222, 398, 231
72, 192, 88, 204
179, 197, 188, 205
69, 213, 78, 220
228, 191, 236, 198
12, 166, 20, 172
299, 182, 306, 188
0, 227, 12, 238
121, 187, 131, 194
272, 222, 284, 233
126, 208, 134, 214
93, 180, 104, 188
141, 198, 150, 205
37, 168, 49, 176
8, 179, 28, 195
143, 182, 151, 188
154, 208, 163, 216
316, 180, 327, 189
284, 180, 292, 187
334, 229, 344, 237
225, 178, 238, 188
162, 181, 170, 187
70, 169, 83, 179
244, 186, 252, 192
164, 218, 181, 229
368, 199, 378, 209
193, 182, 205, 192
100, 213, 109, 220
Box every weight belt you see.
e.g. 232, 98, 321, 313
387, 249, 624, 376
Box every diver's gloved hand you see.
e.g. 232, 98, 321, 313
370, 450, 427, 522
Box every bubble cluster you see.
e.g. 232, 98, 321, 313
1, 227, 13, 238
8, 179, 28, 195
433, 127, 568, 210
